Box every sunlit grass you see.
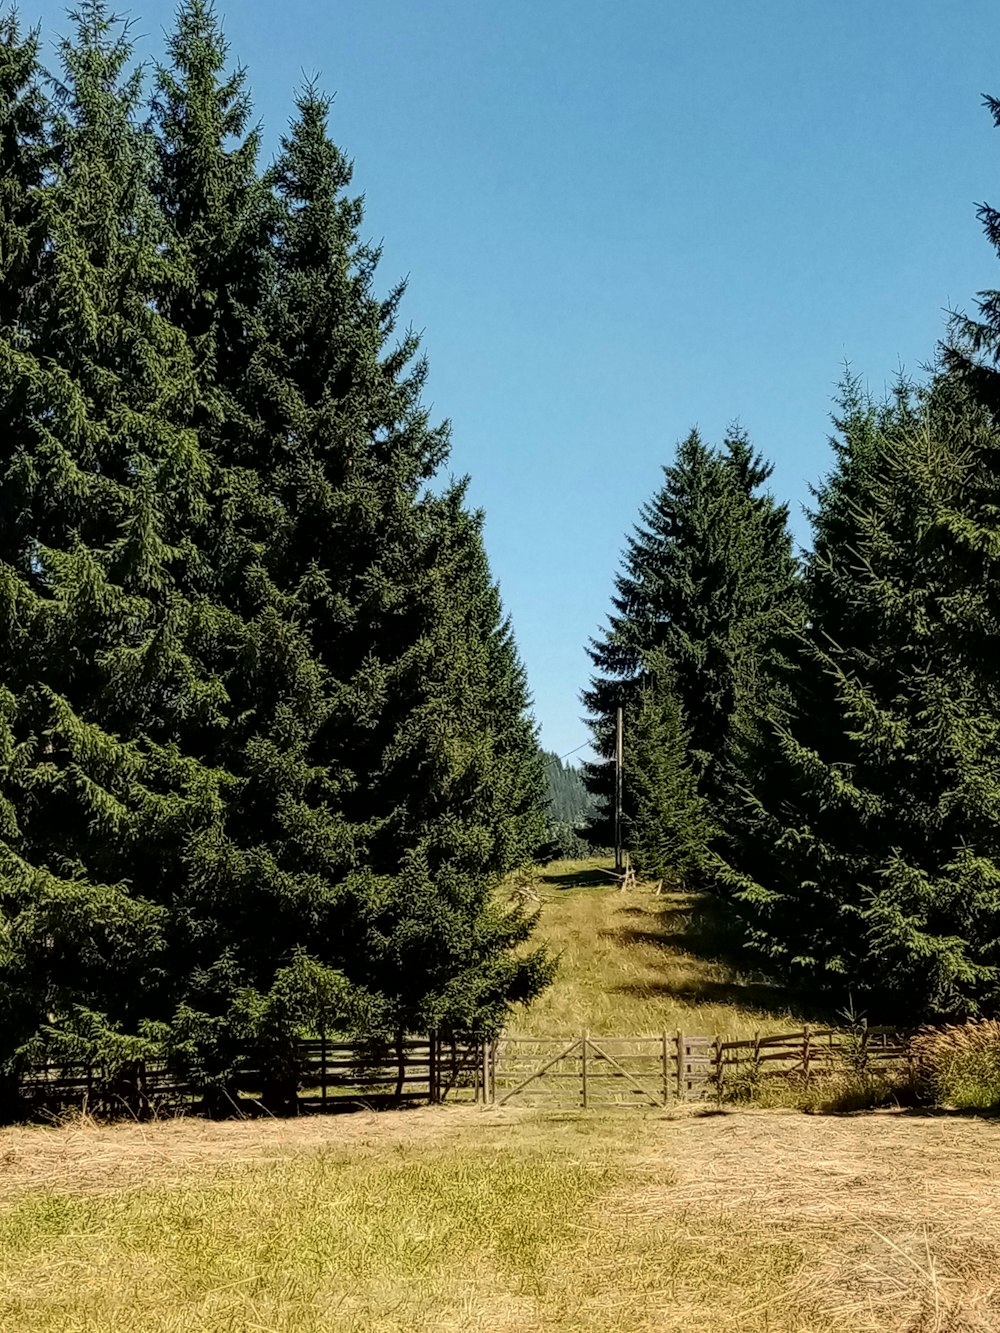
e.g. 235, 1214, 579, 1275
3, 1103, 994, 1331
511, 858, 797, 1040
0, 1116, 844, 1332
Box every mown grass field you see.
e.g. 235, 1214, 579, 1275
3, 860, 998, 1331
2, 1105, 999, 1331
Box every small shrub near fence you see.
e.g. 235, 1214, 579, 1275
911, 1019, 1000, 1111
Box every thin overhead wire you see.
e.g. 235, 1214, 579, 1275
558, 740, 592, 761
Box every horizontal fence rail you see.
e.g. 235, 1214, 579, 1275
13, 1033, 488, 1122
9, 1022, 920, 1120
488, 1024, 917, 1109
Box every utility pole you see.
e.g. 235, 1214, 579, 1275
614, 704, 624, 872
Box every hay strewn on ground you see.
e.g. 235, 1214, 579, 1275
2, 866, 995, 1331
1, 1105, 998, 1331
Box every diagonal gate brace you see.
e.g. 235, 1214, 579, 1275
586, 1036, 665, 1107
497, 1038, 583, 1105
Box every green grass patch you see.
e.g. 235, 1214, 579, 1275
512, 858, 798, 1040
0, 1120, 844, 1332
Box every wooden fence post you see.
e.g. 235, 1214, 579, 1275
581, 1030, 589, 1109
713, 1034, 723, 1105
802, 1023, 812, 1086
320, 1029, 328, 1111
662, 1030, 670, 1106
394, 1030, 405, 1099
675, 1031, 684, 1101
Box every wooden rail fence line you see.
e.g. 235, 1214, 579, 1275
488, 1024, 915, 1109
10, 1023, 917, 1119
14, 1033, 487, 1121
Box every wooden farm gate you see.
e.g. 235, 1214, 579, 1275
488, 1032, 715, 1107
11, 1024, 917, 1119
486, 1024, 915, 1108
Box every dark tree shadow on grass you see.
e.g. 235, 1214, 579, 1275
888, 1104, 1000, 1121
540, 868, 612, 890
613, 976, 797, 1020
603, 892, 829, 1024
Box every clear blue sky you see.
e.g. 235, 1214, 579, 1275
24, 0, 1000, 757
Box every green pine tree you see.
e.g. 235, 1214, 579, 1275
625, 654, 713, 885
0, 4, 226, 1093
151, 0, 276, 456
2, 7, 551, 1108
146, 38, 551, 1066
144, 2, 359, 1101
722, 376, 1000, 1018
257, 87, 551, 1037
584, 427, 798, 850
943, 92, 1000, 410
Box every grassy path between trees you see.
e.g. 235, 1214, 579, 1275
1, 1105, 998, 1330
509, 858, 798, 1040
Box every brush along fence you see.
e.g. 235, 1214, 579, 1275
11, 1023, 917, 1120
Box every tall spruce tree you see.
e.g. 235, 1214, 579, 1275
0, 4, 227, 1089
943, 91, 1000, 410
251, 85, 550, 1035
584, 427, 798, 854
0, 6, 550, 1114
0, 11, 54, 1109
143, 2, 355, 1095
145, 21, 551, 1071
339, 489, 550, 1035
722, 377, 1000, 1018
625, 653, 713, 884
151, 0, 276, 457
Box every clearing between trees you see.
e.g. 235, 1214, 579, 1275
1, 1105, 998, 1331
509, 857, 797, 1040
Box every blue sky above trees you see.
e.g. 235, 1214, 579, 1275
23, 0, 1000, 755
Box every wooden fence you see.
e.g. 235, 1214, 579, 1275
487, 1024, 915, 1108
16, 1033, 487, 1121
715, 1023, 913, 1090
11, 1023, 917, 1119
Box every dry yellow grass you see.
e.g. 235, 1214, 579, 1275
509, 857, 797, 1039
3, 861, 991, 1330
1, 1105, 999, 1331
911, 1020, 1000, 1110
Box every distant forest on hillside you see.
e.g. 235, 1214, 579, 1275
540, 753, 598, 859
542, 752, 595, 825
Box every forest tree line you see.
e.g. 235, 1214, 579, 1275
3, 0, 1000, 1127
0, 1, 554, 1112
585, 91, 1000, 1019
